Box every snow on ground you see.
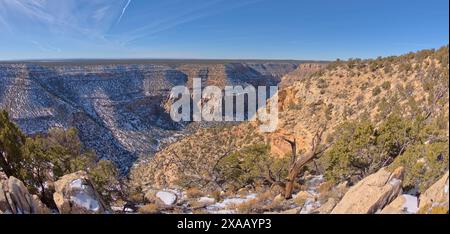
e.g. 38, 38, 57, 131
300, 175, 324, 214
402, 195, 419, 214
69, 178, 101, 212
198, 197, 215, 204
389, 178, 402, 186
70, 193, 100, 212
206, 193, 257, 214
69, 179, 85, 190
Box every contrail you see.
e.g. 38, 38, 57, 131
117, 0, 131, 24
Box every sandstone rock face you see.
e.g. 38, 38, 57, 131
53, 171, 109, 214
380, 195, 419, 214
0, 176, 49, 214
279, 63, 328, 88
418, 171, 449, 213
331, 167, 404, 214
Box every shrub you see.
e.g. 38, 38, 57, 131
138, 204, 160, 214
0, 110, 26, 179
320, 114, 416, 183
216, 144, 289, 189
389, 142, 448, 193
372, 86, 382, 96
316, 78, 328, 89
319, 120, 375, 182
1, 110, 119, 207
381, 81, 391, 90
355, 94, 364, 104
186, 187, 204, 199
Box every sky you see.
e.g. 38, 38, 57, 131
0, 0, 448, 60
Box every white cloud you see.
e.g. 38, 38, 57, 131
0, 0, 126, 35
117, 0, 132, 24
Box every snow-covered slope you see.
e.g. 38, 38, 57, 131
0, 62, 299, 173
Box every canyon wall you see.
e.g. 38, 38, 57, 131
0, 62, 303, 173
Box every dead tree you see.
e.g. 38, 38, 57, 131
283, 127, 329, 199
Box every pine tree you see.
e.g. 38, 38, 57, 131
0, 110, 25, 178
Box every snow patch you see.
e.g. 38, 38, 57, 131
70, 193, 100, 212
402, 195, 418, 214
69, 179, 86, 190
198, 197, 215, 204
69, 178, 101, 212
389, 178, 401, 186
206, 193, 257, 213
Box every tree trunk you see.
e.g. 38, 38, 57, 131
282, 127, 327, 199
284, 151, 316, 199
0, 153, 13, 177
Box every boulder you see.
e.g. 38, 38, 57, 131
380, 195, 419, 214
274, 194, 285, 203
331, 167, 404, 214
0, 176, 50, 214
53, 171, 109, 214
156, 191, 177, 206
314, 198, 337, 214
418, 171, 449, 213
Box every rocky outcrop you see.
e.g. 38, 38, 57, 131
331, 167, 404, 214
418, 171, 449, 213
0, 176, 49, 214
279, 63, 328, 88
53, 171, 109, 214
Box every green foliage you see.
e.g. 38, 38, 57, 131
319, 120, 375, 182
88, 159, 119, 204
372, 86, 382, 96
381, 81, 391, 90
316, 78, 328, 89
320, 115, 417, 183
389, 142, 448, 193
0, 110, 26, 178
216, 144, 289, 189
0, 110, 118, 206
21, 127, 118, 205
22, 128, 97, 179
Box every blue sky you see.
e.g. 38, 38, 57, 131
0, 0, 448, 60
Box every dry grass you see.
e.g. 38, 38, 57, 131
235, 199, 259, 214
186, 187, 204, 199
293, 195, 307, 207
138, 204, 160, 214
230, 190, 291, 214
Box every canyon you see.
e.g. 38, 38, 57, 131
0, 61, 320, 173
